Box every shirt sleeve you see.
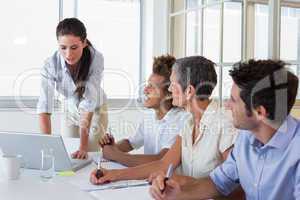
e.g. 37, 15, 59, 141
159, 113, 184, 149
127, 120, 145, 150
159, 127, 179, 150
78, 50, 106, 112
37, 60, 55, 114
218, 109, 238, 153
295, 161, 300, 199
209, 134, 241, 196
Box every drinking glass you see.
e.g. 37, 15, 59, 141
40, 148, 55, 181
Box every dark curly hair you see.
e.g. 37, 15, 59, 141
230, 59, 299, 122
151, 55, 176, 108
152, 54, 176, 94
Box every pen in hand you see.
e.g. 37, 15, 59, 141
95, 157, 104, 179
106, 127, 114, 145
161, 164, 174, 194
100, 127, 114, 148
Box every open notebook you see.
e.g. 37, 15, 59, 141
71, 179, 149, 191
69, 157, 149, 191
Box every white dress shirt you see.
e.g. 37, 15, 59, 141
128, 108, 188, 154
37, 47, 107, 114
179, 100, 238, 178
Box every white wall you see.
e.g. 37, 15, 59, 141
0, 111, 62, 133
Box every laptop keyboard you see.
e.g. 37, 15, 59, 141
70, 158, 85, 165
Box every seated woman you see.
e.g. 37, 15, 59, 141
90, 56, 237, 185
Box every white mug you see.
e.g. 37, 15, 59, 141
1, 155, 23, 180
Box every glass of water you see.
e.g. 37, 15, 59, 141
40, 148, 55, 181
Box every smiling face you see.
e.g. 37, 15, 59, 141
168, 70, 186, 108
58, 34, 87, 66
143, 73, 168, 109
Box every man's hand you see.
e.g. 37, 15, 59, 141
149, 174, 182, 200
90, 168, 121, 185
102, 145, 120, 161
99, 133, 115, 148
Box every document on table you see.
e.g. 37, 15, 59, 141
89, 184, 152, 200
71, 179, 150, 191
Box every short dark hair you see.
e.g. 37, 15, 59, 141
173, 56, 217, 100
230, 59, 299, 122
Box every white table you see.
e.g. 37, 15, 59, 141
0, 138, 152, 200
0, 176, 97, 200
0, 161, 152, 200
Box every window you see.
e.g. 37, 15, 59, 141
280, 6, 300, 99
0, 0, 142, 109
203, 4, 221, 62
170, 0, 243, 100
186, 10, 201, 56
223, 2, 242, 63
169, 0, 300, 101
254, 4, 269, 59
0, 0, 59, 97
77, 0, 141, 99
170, 14, 186, 58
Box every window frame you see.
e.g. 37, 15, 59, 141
168, 0, 300, 106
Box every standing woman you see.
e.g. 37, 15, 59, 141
37, 18, 108, 159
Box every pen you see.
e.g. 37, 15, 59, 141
111, 183, 149, 190
95, 157, 104, 179
161, 164, 174, 194
107, 126, 114, 145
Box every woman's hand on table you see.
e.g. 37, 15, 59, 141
90, 168, 121, 185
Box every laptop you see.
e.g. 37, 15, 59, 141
0, 131, 92, 171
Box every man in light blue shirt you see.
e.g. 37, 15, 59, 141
149, 59, 300, 200
210, 115, 300, 200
